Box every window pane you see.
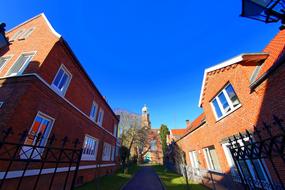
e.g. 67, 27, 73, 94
58, 73, 68, 91
209, 146, 221, 171
53, 69, 64, 87
19, 28, 34, 39
7, 55, 32, 76
0, 57, 8, 69
218, 92, 231, 113
212, 99, 223, 118
238, 160, 252, 178
90, 103, 97, 119
252, 160, 266, 180
225, 84, 240, 107
26, 116, 42, 145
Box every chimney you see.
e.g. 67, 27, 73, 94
0, 23, 9, 49
186, 120, 191, 128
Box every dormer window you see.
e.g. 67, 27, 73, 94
211, 83, 240, 120
18, 27, 35, 40
9, 29, 25, 42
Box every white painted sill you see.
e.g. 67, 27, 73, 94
215, 104, 242, 123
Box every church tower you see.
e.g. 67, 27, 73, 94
141, 104, 151, 129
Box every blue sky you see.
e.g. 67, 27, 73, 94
1, 0, 279, 129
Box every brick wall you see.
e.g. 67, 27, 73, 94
0, 14, 120, 189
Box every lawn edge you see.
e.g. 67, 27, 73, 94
153, 168, 167, 190
119, 166, 141, 190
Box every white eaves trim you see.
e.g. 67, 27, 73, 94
6, 13, 61, 39
198, 53, 268, 107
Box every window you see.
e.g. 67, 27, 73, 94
9, 29, 25, 42
0, 101, 3, 108
250, 63, 263, 83
6, 53, 35, 76
189, 151, 200, 175
21, 112, 54, 159
150, 140, 157, 151
113, 124, 118, 137
51, 65, 72, 96
102, 143, 112, 161
81, 135, 98, 161
0, 56, 11, 71
97, 108, 104, 126
119, 127, 123, 136
222, 140, 270, 183
111, 146, 115, 161
89, 101, 98, 121
115, 145, 120, 157
18, 27, 35, 40
203, 146, 221, 171
211, 83, 240, 120
189, 151, 199, 169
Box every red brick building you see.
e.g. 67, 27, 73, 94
0, 13, 119, 189
170, 30, 285, 189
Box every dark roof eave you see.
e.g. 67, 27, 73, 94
175, 120, 206, 143
250, 52, 285, 90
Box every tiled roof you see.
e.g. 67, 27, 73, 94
187, 112, 205, 132
257, 29, 285, 80
171, 129, 187, 136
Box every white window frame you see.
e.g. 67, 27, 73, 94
21, 111, 55, 160
18, 27, 35, 40
81, 135, 99, 161
189, 151, 199, 169
189, 150, 200, 175
203, 146, 221, 172
97, 108, 104, 127
5, 52, 36, 77
51, 64, 72, 97
0, 55, 12, 72
222, 138, 271, 184
211, 83, 241, 121
89, 101, 98, 122
9, 29, 25, 42
102, 142, 111, 161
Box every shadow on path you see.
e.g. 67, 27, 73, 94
122, 166, 164, 190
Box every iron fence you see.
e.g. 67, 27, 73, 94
0, 127, 82, 190
228, 115, 285, 190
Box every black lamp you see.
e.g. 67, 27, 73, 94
0, 23, 8, 49
241, 0, 285, 29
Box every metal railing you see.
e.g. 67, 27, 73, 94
0, 127, 82, 190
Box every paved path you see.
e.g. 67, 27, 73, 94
122, 166, 164, 190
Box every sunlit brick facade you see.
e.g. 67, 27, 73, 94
171, 30, 285, 189
0, 13, 120, 189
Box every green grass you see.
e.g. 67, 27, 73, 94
76, 164, 141, 190
152, 165, 208, 190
